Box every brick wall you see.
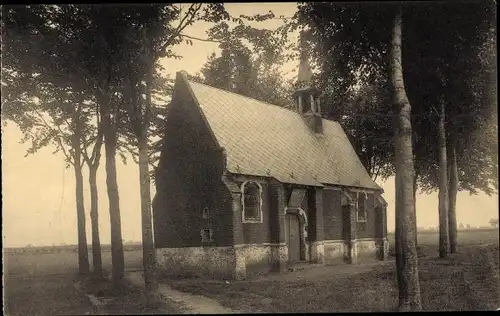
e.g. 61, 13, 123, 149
233, 178, 272, 245
314, 188, 325, 241
307, 189, 317, 242
375, 205, 384, 239
322, 188, 344, 240
268, 182, 283, 244
153, 77, 233, 248
357, 193, 377, 239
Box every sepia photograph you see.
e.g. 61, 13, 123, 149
2, 1, 498, 314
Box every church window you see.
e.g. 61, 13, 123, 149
202, 207, 210, 219
201, 229, 213, 243
302, 94, 312, 113
242, 181, 263, 223
357, 192, 368, 222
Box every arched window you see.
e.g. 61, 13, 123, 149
302, 95, 312, 113
357, 192, 368, 222
242, 181, 262, 223
202, 207, 210, 219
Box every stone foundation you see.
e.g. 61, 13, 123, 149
157, 243, 288, 280
322, 238, 386, 264
156, 246, 236, 280
156, 239, 387, 280
356, 238, 377, 260
235, 243, 287, 279
375, 237, 390, 260
310, 241, 325, 263
323, 240, 346, 263
273, 243, 289, 272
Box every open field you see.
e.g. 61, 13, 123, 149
4, 228, 499, 313
4, 246, 143, 276
3, 247, 152, 316
388, 228, 499, 247
167, 228, 499, 312
169, 244, 499, 312
3, 243, 143, 254
4, 272, 98, 316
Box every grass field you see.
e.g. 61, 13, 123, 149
4, 246, 143, 277
3, 247, 154, 316
4, 229, 499, 313
387, 228, 500, 247
168, 229, 499, 312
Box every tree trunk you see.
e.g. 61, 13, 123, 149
390, 6, 422, 311
74, 162, 90, 275
394, 173, 404, 287
139, 132, 159, 306
413, 174, 418, 249
73, 114, 90, 276
438, 100, 449, 258
89, 166, 103, 278
100, 93, 125, 289
448, 140, 458, 253
141, 59, 159, 307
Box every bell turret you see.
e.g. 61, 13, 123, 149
293, 52, 322, 133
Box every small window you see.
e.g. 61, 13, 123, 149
201, 229, 213, 243
303, 95, 312, 113
357, 192, 368, 222
202, 207, 210, 219
242, 181, 263, 223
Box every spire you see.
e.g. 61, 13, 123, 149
297, 51, 313, 88
293, 50, 323, 134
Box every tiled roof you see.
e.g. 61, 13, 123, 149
181, 73, 381, 190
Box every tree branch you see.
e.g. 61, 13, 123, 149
82, 144, 92, 166
180, 33, 222, 43
157, 3, 203, 59
33, 109, 74, 166
90, 124, 103, 168
373, 162, 381, 182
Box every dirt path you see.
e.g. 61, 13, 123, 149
125, 271, 240, 314
244, 258, 396, 283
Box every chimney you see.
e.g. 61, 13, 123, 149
293, 53, 323, 134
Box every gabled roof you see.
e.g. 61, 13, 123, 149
176, 71, 382, 191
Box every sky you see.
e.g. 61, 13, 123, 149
2, 3, 498, 247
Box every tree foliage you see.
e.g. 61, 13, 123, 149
293, 1, 497, 195
190, 15, 294, 108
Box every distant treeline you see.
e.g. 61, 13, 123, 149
418, 227, 498, 234
4, 243, 143, 254
388, 227, 498, 235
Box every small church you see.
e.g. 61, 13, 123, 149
153, 56, 389, 280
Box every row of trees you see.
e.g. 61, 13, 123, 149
196, 0, 496, 266
2, 2, 497, 312
287, 1, 497, 310
174, 4, 497, 310
1, 3, 232, 305
1, 4, 290, 306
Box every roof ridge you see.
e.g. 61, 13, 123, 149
187, 79, 312, 117
182, 76, 381, 191
186, 79, 342, 127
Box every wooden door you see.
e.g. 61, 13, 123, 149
286, 214, 301, 263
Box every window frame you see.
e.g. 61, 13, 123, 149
201, 228, 213, 243
241, 181, 263, 223
356, 192, 368, 222
202, 207, 210, 219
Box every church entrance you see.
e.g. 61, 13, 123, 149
286, 213, 302, 263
